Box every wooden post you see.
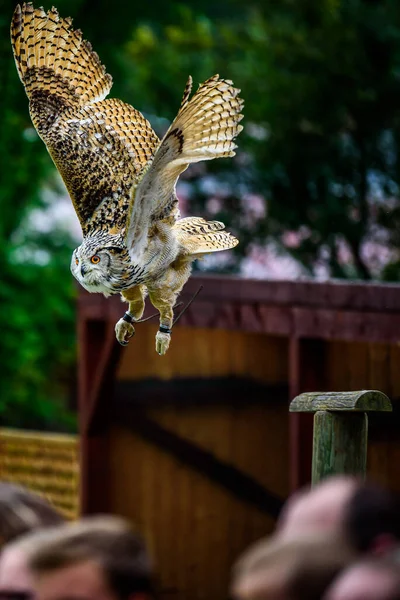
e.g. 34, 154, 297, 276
289, 391, 392, 485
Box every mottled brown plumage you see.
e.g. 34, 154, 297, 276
11, 3, 244, 355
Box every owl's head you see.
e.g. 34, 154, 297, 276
70, 234, 130, 297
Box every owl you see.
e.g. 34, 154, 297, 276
11, 3, 244, 355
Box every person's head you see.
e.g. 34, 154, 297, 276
22, 515, 154, 600
231, 531, 355, 600
0, 483, 64, 600
233, 477, 400, 600
324, 557, 400, 600
277, 476, 359, 540
277, 476, 400, 556
344, 483, 400, 555
0, 482, 64, 548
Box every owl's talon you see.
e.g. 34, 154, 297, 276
156, 331, 171, 355
115, 318, 135, 346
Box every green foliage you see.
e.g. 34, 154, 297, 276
0, 237, 77, 432
0, 1, 77, 431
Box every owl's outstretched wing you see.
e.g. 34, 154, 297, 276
11, 4, 159, 233
125, 75, 244, 257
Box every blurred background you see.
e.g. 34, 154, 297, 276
1, 0, 400, 431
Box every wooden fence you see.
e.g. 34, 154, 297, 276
0, 428, 79, 520
77, 275, 400, 600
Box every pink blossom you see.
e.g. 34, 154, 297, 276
282, 231, 302, 249
206, 197, 223, 215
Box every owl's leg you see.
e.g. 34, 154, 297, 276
147, 289, 175, 356
115, 285, 147, 346
147, 261, 192, 355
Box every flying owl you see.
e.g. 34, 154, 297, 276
11, 3, 243, 355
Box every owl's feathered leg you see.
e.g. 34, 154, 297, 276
115, 285, 147, 346
147, 261, 192, 355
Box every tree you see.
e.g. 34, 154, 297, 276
0, 0, 78, 430
121, 0, 400, 279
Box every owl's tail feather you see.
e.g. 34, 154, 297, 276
11, 3, 112, 112
174, 217, 238, 256
164, 74, 244, 163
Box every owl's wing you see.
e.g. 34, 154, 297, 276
11, 4, 159, 233
125, 75, 244, 257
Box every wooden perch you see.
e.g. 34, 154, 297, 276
290, 390, 392, 413
289, 390, 392, 485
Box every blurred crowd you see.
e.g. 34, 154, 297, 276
232, 476, 400, 600
0, 476, 399, 600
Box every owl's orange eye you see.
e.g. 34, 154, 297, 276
91, 255, 101, 264
75, 258, 79, 265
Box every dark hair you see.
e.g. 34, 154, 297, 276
344, 483, 400, 552
289, 562, 343, 600
0, 482, 64, 546
27, 515, 155, 600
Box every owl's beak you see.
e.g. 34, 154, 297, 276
81, 264, 87, 277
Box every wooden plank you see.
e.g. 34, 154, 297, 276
312, 411, 368, 483
367, 439, 390, 489
390, 344, 400, 398
83, 322, 122, 434
78, 316, 120, 514
79, 283, 400, 343
347, 342, 370, 391
386, 440, 400, 495
209, 328, 232, 377
368, 343, 391, 394
229, 330, 248, 378
326, 341, 350, 390
107, 417, 274, 600
79, 275, 400, 316
116, 326, 289, 385
293, 308, 400, 343
114, 378, 288, 408
289, 338, 326, 490
113, 407, 284, 517
79, 433, 111, 514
